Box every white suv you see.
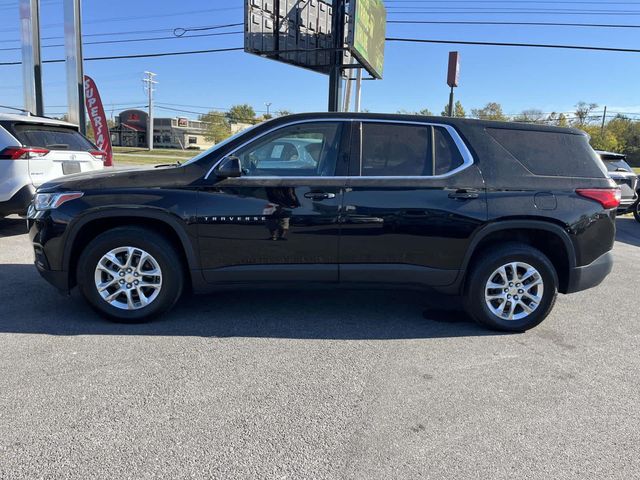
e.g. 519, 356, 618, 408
0, 113, 105, 217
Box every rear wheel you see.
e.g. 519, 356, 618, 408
77, 227, 184, 323
633, 199, 640, 223
464, 243, 558, 332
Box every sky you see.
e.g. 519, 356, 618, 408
1, 0, 640, 121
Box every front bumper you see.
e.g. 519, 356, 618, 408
0, 184, 35, 217
565, 250, 613, 294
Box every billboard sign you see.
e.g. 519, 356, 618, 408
447, 51, 460, 88
177, 117, 189, 127
245, 0, 335, 74
349, 0, 386, 79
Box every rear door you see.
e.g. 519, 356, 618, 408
197, 120, 350, 284
339, 120, 487, 287
10, 123, 104, 185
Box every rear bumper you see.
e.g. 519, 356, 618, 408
0, 183, 35, 216
565, 250, 613, 294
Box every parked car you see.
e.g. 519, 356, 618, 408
28, 113, 619, 332
596, 150, 639, 219
0, 113, 105, 217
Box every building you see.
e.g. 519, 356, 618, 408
111, 109, 214, 150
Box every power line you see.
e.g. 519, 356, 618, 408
384, 0, 640, 4
0, 22, 244, 44
386, 10, 640, 15
0, 46, 244, 66
0, 30, 243, 52
385, 37, 640, 53
387, 20, 640, 29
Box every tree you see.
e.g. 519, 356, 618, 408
573, 101, 598, 127
441, 101, 466, 118
200, 111, 231, 143
582, 125, 621, 152
546, 112, 569, 127
513, 109, 546, 124
276, 109, 294, 117
228, 104, 256, 123
396, 108, 433, 116
471, 102, 507, 121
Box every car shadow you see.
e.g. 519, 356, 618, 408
0, 263, 501, 340
616, 216, 640, 248
0, 217, 27, 238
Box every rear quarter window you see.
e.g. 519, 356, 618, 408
11, 124, 95, 151
486, 127, 606, 178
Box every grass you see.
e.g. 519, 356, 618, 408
111, 147, 199, 166
634, 168, 640, 174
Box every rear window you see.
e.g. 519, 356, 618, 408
486, 128, 605, 178
603, 159, 633, 173
11, 124, 95, 151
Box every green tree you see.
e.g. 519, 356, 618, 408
441, 101, 466, 117
582, 125, 621, 152
471, 102, 507, 121
228, 104, 256, 123
200, 111, 231, 143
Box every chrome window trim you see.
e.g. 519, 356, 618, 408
204, 118, 475, 180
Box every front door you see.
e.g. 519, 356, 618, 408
197, 120, 350, 284
339, 121, 487, 287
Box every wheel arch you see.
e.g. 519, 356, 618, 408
63, 208, 199, 289
459, 220, 577, 294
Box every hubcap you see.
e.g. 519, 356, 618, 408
94, 247, 162, 310
484, 262, 544, 321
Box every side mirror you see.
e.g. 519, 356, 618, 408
214, 156, 242, 178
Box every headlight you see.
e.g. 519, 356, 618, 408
34, 192, 84, 211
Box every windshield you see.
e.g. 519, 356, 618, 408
181, 124, 261, 166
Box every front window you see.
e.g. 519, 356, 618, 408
234, 122, 341, 177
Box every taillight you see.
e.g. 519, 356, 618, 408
576, 188, 622, 209
0, 147, 49, 160
89, 150, 106, 163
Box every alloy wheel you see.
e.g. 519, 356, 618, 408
484, 262, 544, 321
94, 246, 163, 310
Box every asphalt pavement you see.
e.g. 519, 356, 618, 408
0, 216, 639, 479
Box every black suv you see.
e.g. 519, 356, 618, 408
28, 113, 618, 332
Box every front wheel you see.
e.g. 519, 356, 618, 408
464, 243, 558, 332
633, 199, 640, 223
76, 227, 184, 323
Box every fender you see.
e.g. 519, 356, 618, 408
61, 206, 200, 274
435, 219, 577, 296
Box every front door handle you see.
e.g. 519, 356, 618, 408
448, 189, 480, 200
304, 191, 336, 201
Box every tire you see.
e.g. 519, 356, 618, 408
76, 227, 184, 323
633, 199, 640, 223
464, 242, 558, 332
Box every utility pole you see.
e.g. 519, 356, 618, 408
63, 0, 85, 131
601, 106, 607, 134
265, 102, 272, 117
20, 0, 44, 116
328, 0, 345, 112
143, 71, 157, 150
354, 67, 363, 113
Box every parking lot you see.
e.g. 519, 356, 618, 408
0, 216, 638, 479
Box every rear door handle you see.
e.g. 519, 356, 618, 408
448, 189, 480, 200
304, 191, 336, 201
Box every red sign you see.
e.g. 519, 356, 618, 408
447, 51, 460, 88
177, 117, 189, 127
83, 75, 113, 166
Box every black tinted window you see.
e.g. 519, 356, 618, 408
487, 128, 605, 178
361, 123, 432, 176
236, 122, 341, 177
434, 126, 464, 175
12, 124, 95, 151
